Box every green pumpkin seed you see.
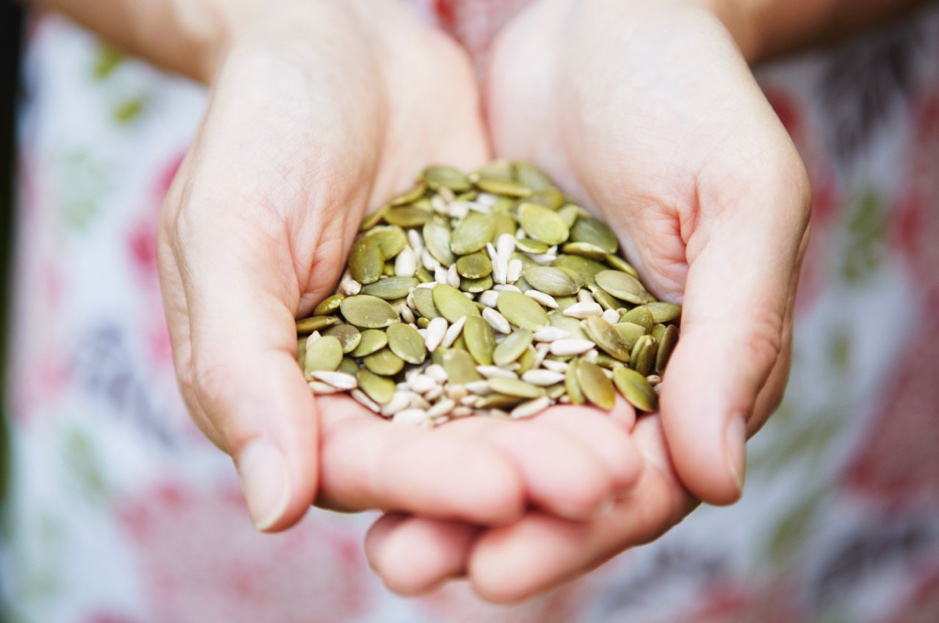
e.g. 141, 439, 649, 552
561, 241, 610, 260
651, 323, 667, 342
423, 219, 455, 266
497, 291, 549, 331
596, 270, 650, 305
475, 177, 531, 198
556, 205, 584, 228
619, 307, 654, 332
605, 254, 639, 278
643, 302, 683, 323
384, 206, 433, 228
515, 238, 550, 254
518, 202, 570, 246
512, 161, 553, 191
517, 346, 537, 375
565, 359, 586, 406
340, 295, 399, 329
432, 284, 481, 322
475, 394, 526, 410
460, 275, 494, 293
349, 237, 384, 285
337, 356, 359, 376
464, 316, 496, 365
582, 316, 632, 362
456, 251, 493, 279
492, 328, 533, 366
304, 335, 344, 374
323, 324, 362, 354
357, 369, 397, 405
296, 315, 339, 334
631, 335, 658, 377
450, 213, 495, 256
488, 377, 545, 400
440, 348, 483, 384
655, 325, 679, 374
548, 311, 589, 340
411, 287, 439, 319
473, 159, 514, 181
613, 367, 658, 412
359, 205, 389, 231
492, 212, 517, 239
390, 182, 427, 206
570, 215, 618, 254
313, 294, 344, 316
363, 347, 405, 376
297, 337, 306, 367
523, 266, 584, 297
386, 323, 427, 365
362, 225, 408, 259
525, 187, 565, 210
613, 322, 647, 350
351, 329, 388, 357
576, 360, 616, 410
554, 254, 607, 286
360, 276, 419, 300
422, 165, 472, 192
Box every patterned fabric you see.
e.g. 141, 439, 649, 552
2, 3, 939, 622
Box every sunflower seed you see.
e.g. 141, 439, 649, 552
549, 339, 596, 356
510, 396, 552, 419
423, 317, 448, 352
441, 315, 466, 349
562, 301, 604, 319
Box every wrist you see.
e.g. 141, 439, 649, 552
691, 0, 765, 64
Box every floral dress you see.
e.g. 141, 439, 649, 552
2, 2, 939, 621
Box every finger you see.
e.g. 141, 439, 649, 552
365, 513, 479, 596
661, 144, 811, 505
316, 395, 526, 525
468, 417, 698, 604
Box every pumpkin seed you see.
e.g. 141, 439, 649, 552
523, 266, 584, 297
463, 316, 496, 365
451, 212, 495, 256
497, 291, 549, 331
513, 161, 553, 191
386, 322, 427, 365
304, 335, 343, 374
456, 251, 493, 279
613, 367, 658, 412
582, 316, 632, 362
526, 187, 565, 210
349, 237, 384, 285
613, 322, 647, 351
423, 219, 455, 266
323, 324, 362, 354
296, 315, 339, 334
561, 241, 610, 260
363, 347, 405, 376
643, 302, 683, 323
619, 307, 654, 332
432, 284, 481, 322
423, 165, 472, 192
596, 270, 650, 305
565, 359, 586, 406
390, 182, 427, 206
554, 254, 607, 286
360, 276, 418, 300
605, 254, 639, 278
475, 177, 531, 198
655, 325, 679, 374
460, 275, 494, 293
340, 295, 399, 328
570, 215, 618, 254
357, 369, 397, 405
631, 335, 658, 377
440, 348, 483, 384
518, 202, 569, 246
492, 328, 533, 366
313, 294, 344, 316
362, 225, 408, 259
576, 360, 616, 410
384, 206, 433, 228
488, 377, 546, 400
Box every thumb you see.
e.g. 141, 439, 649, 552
660, 155, 811, 505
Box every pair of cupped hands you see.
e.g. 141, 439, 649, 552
156, 0, 810, 603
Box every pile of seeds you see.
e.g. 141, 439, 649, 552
296, 161, 681, 427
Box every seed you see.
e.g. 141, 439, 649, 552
304, 335, 343, 373
393, 408, 429, 425
423, 165, 472, 192
309, 370, 358, 391
605, 254, 639, 278
643, 302, 683, 323
387, 323, 427, 365
475, 177, 531, 197
526, 187, 565, 210
482, 307, 512, 334
613, 322, 647, 351
352, 328, 389, 358
349, 237, 384, 285
525, 290, 560, 309
532, 326, 570, 342
595, 270, 650, 305
362, 225, 408, 259
565, 359, 586, 406
394, 246, 417, 278
381, 391, 413, 417
423, 219, 455, 266
338, 357, 359, 376
549, 338, 596, 356
323, 324, 362, 354
476, 365, 519, 380
340, 295, 400, 329
576, 360, 616, 410
510, 396, 552, 419
433, 284, 481, 322
488, 377, 546, 399
497, 291, 549, 331
655, 324, 679, 374
351, 389, 381, 413
492, 328, 534, 366
363, 348, 405, 376
313, 294, 345, 316
425, 364, 448, 383
360, 276, 419, 300
506, 259, 524, 283
440, 348, 484, 384
512, 162, 553, 191
423, 317, 448, 352
631, 335, 658, 377
297, 315, 339, 334
456, 251, 493, 279
522, 266, 584, 297
309, 381, 339, 394
562, 301, 604, 319
464, 316, 496, 365
541, 359, 569, 373
518, 202, 569, 245
451, 212, 495, 256
390, 182, 427, 206
561, 241, 610, 260
619, 306, 654, 332
570, 215, 618, 254
407, 374, 437, 394
613, 367, 658, 412
521, 369, 566, 386
582, 316, 632, 362
441, 315, 466, 348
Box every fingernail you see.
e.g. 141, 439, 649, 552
236, 439, 290, 531
725, 415, 747, 494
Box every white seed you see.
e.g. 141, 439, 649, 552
430, 415, 450, 426
525, 290, 559, 309
583, 349, 599, 363
424, 385, 445, 402
521, 370, 566, 386
416, 281, 436, 289
309, 371, 358, 390
511, 396, 551, 419
602, 368, 614, 379
475, 192, 499, 207
486, 242, 499, 263
465, 380, 493, 395
446, 264, 461, 289
478, 290, 500, 308
339, 278, 361, 296
516, 228, 526, 239
425, 364, 448, 383
477, 365, 518, 380
559, 395, 572, 404
492, 256, 508, 285
424, 317, 448, 352
442, 316, 466, 348
460, 394, 479, 406
489, 409, 511, 419
601, 308, 621, 325
437, 186, 455, 202
533, 327, 570, 342
446, 384, 469, 401
308, 381, 339, 394
646, 374, 662, 386
497, 233, 516, 261
549, 339, 597, 356
507, 259, 524, 283
305, 331, 322, 347
422, 248, 442, 272
529, 253, 556, 265
351, 389, 380, 413
427, 398, 456, 418
408, 374, 437, 394
541, 359, 570, 373
434, 266, 448, 285
394, 408, 429, 425
494, 284, 522, 293
380, 392, 413, 417
447, 201, 470, 219
410, 394, 432, 410
577, 290, 596, 304
452, 406, 474, 418
483, 308, 512, 334
431, 194, 448, 214
563, 301, 604, 319
395, 246, 417, 278
408, 229, 424, 255
399, 303, 415, 324
533, 343, 551, 369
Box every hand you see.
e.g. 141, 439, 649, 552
365, 0, 811, 600
158, 0, 642, 533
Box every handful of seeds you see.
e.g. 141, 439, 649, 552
297, 162, 681, 426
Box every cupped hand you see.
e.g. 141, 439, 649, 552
158, 0, 642, 533
365, 0, 811, 601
